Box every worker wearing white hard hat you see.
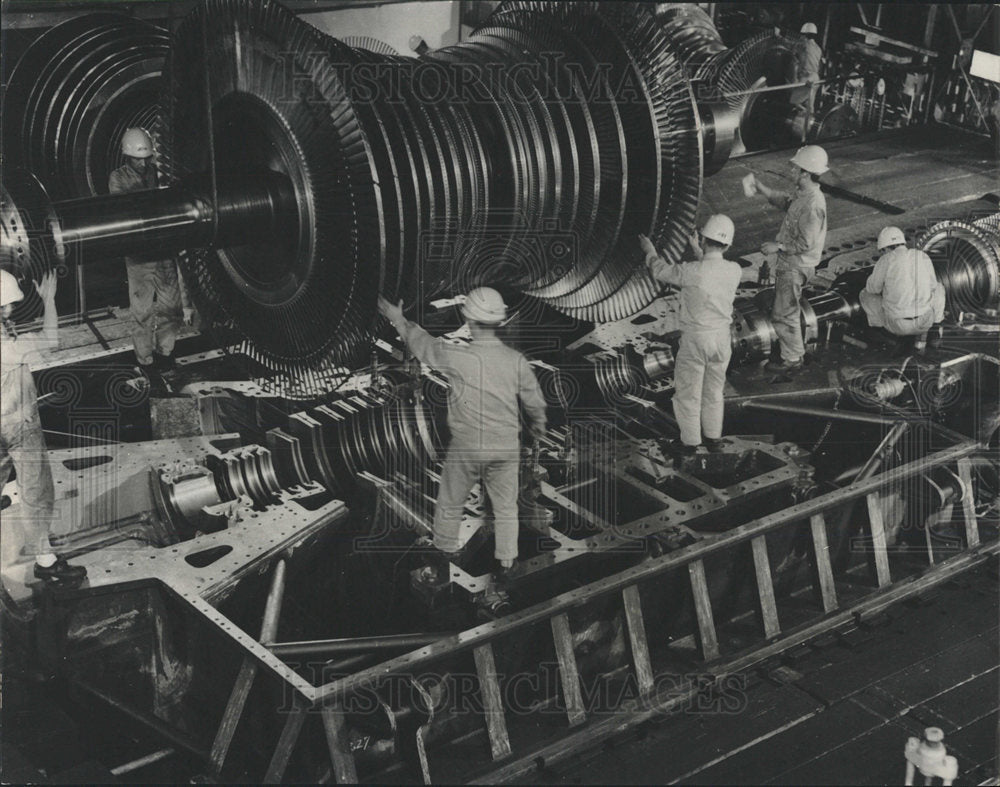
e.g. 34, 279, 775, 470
640, 215, 742, 454
860, 227, 945, 352
791, 22, 823, 141
109, 128, 193, 377
378, 286, 547, 584
1, 269, 86, 587
746, 145, 829, 373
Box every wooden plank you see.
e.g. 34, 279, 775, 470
550, 613, 587, 726
942, 710, 1000, 777
925, 511, 937, 565
578, 681, 823, 785
751, 536, 781, 639
752, 702, 915, 785
810, 513, 839, 613
473, 644, 511, 760
688, 559, 720, 661
208, 658, 257, 776
956, 458, 980, 548
260, 559, 287, 645
316, 442, 979, 702
876, 635, 999, 710
320, 704, 358, 784
917, 669, 999, 730
262, 704, 307, 783
472, 546, 999, 784
865, 493, 892, 588
621, 585, 655, 695
415, 724, 433, 785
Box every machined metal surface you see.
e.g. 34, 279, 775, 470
2, 14, 169, 200
653, 5, 787, 169
3, 0, 706, 397
918, 218, 1000, 319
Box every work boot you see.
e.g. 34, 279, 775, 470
703, 437, 731, 453
422, 550, 459, 584
494, 559, 522, 589
664, 439, 701, 457
133, 363, 154, 384
893, 338, 914, 358
34, 556, 87, 589
136, 364, 169, 396
153, 352, 176, 373
764, 358, 802, 373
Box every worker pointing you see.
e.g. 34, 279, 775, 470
747, 145, 829, 373
640, 215, 742, 454
378, 288, 547, 584
860, 226, 945, 353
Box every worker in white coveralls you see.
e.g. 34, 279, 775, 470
378, 288, 548, 583
1, 269, 86, 586
109, 128, 193, 375
790, 22, 823, 141
745, 145, 830, 373
640, 215, 742, 455
860, 226, 946, 353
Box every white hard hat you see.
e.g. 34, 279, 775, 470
877, 226, 906, 250
800, 22, 818, 35
0, 269, 25, 307
790, 145, 829, 175
701, 214, 735, 246
121, 128, 154, 158
461, 286, 507, 324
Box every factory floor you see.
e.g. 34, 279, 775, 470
517, 560, 999, 786
2, 124, 997, 784
514, 123, 1000, 785
708, 123, 999, 260
2, 561, 995, 784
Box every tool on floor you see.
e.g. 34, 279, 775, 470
904, 727, 958, 786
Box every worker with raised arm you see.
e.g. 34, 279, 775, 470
378, 288, 547, 583
746, 145, 829, 373
860, 226, 946, 352
1, 270, 85, 585
640, 215, 742, 454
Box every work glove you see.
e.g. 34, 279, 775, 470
378, 295, 404, 325
688, 233, 703, 260
637, 233, 658, 261
34, 271, 58, 302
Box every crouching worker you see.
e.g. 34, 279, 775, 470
1, 270, 86, 587
378, 288, 547, 583
860, 226, 945, 353
640, 215, 742, 455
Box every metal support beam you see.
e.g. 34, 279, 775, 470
924, 5, 939, 49
269, 633, 447, 659
741, 400, 905, 426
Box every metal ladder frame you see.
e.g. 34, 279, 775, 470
195, 439, 995, 783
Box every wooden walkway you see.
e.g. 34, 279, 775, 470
516, 561, 999, 785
